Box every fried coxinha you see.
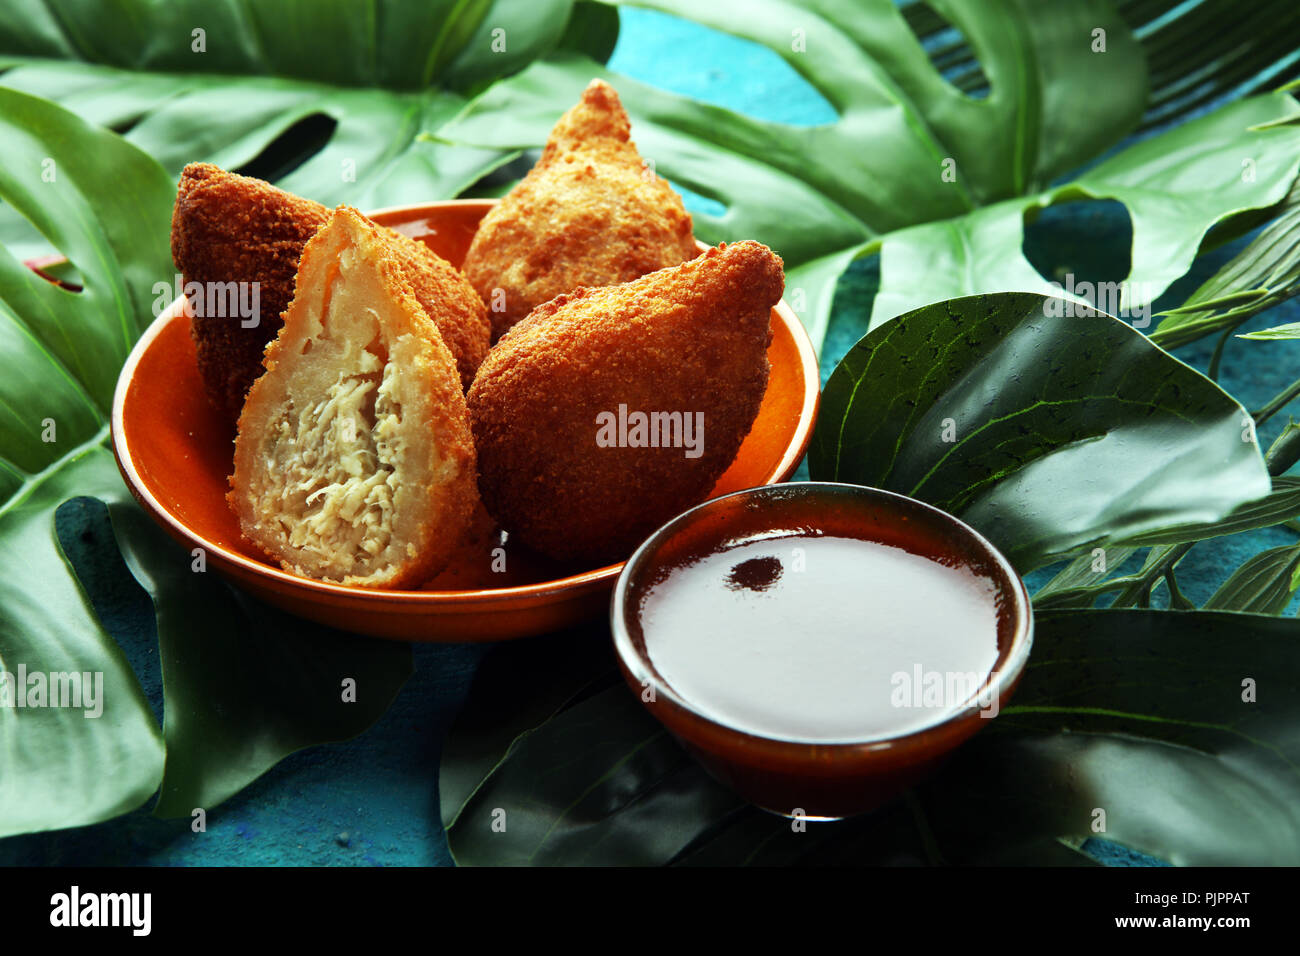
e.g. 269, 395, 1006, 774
229, 208, 477, 588
462, 78, 699, 341
469, 240, 784, 565
171, 163, 489, 422
189, 78, 782, 585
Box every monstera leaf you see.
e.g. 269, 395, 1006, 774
7, 0, 1300, 345
869, 93, 1300, 327
0, 0, 617, 261
0, 89, 412, 836
441, 0, 1300, 345
1152, 181, 1300, 348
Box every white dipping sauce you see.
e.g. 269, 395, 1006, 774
639, 535, 1002, 743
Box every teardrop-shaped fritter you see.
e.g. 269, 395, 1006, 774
467, 240, 784, 565
171, 163, 489, 422
230, 207, 477, 588
462, 79, 699, 340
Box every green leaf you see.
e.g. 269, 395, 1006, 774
0, 90, 413, 834
976, 609, 1300, 865
870, 94, 1300, 327
866, 200, 1066, 327
1117, 476, 1300, 546
0, 0, 615, 260
1153, 181, 1300, 348
1104, 544, 1191, 610
438, 625, 614, 829
438, 628, 747, 865
442, 0, 1150, 345
1203, 544, 1300, 614
443, 1, 1300, 345
859, 607, 1300, 865
445, 610, 1300, 865
0, 447, 164, 837
1241, 322, 1300, 340
1032, 546, 1138, 608
557, 0, 621, 65
447, 684, 746, 866
621, 0, 1148, 201
926, 0, 1300, 132
1032, 477, 1300, 609
807, 291, 1271, 572
106, 505, 414, 816
0, 87, 174, 835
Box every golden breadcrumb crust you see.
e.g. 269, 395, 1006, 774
468, 240, 784, 564
171, 163, 489, 422
462, 79, 699, 340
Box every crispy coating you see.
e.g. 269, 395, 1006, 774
468, 241, 784, 565
229, 208, 477, 588
170, 163, 489, 423
462, 79, 699, 340
172, 163, 326, 423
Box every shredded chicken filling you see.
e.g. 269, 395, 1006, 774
263, 345, 406, 573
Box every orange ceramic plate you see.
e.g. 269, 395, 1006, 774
111, 200, 820, 641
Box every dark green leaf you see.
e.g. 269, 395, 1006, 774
558, 0, 621, 65
106, 506, 414, 817
1202, 544, 1300, 614
1113, 475, 1300, 547
0, 0, 613, 259
1266, 421, 1300, 474
974, 609, 1300, 865
445, 610, 1300, 866
0, 88, 173, 835
447, 685, 745, 866
808, 291, 1271, 572
1128, 0, 1300, 130
438, 624, 615, 828
1105, 544, 1190, 609
869, 94, 1300, 326
1153, 181, 1300, 348
1033, 546, 1138, 608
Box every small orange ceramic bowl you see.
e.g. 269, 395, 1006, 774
111, 200, 819, 642
611, 482, 1033, 819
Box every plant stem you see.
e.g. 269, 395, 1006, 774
1158, 288, 1267, 316
1253, 376, 1300, 426
1164, 569, 1196, 609
1110, 543, 1195, 608
1207, 326, 1233, 381
1265, 421, 1300, 475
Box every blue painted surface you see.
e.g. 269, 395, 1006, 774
3, 9, 1297, 867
